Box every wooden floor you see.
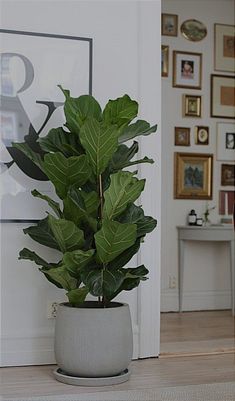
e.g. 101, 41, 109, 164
1, 354, 235, 398
160, 310, 235, 356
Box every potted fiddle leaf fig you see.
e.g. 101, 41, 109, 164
13, 87, 157, 385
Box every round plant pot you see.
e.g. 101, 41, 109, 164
54, 301, 133, 380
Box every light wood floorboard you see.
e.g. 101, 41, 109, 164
1, 354, 235, 398
160, 310, 235, 356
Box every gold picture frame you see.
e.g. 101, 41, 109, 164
214, 24, 235, 72
162, 13, 178, 37
175, 127, 190, 146
194, 126, 209, 145
183, 94, 201, 117
161, 45, 169, 77
211, 74, 235, 119
173, 51, 202, 89
174, 152, 213, 200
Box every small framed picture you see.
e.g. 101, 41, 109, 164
161, 45, 169, 77
183, 94, 202, 117
219, 190, 235, 215
211, 74, 235, 119
174, 127, 190, 146
194, 126, 209, 145
162, 13, 178, 37
174, 152, 213, 200
221, 164, 235, 186
214, 24, 235, 72
217, 122, 235, 161
173, 51, 202, 89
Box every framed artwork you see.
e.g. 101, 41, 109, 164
174, 127, 190, 146
162, 13, 178, 37
174, 152, 213, 200
221, 164, 235, 186
211, 74, 235, 119
180, 19, 207, 42
216, 122, 235, 161
161, 45, 169, 77
173, 51, 202, 89
0, 29, 92, 220
194, 126, 209, 145
219, 190, 235, 215
183, 94, 202, 117
214, 24, 235, 72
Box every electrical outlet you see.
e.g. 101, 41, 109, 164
47, 302, 58, 319
169, 276, 177, 289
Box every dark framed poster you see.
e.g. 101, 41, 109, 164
0, 29, 92, 220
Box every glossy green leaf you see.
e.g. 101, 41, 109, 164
81, 265, 126, 297
117, 203, 157, 237
119, 120, 157, 143
103, 94, 138, 128
110, 141, 153, 171
48, 214, 85, 252
12, 142, 45, 172
23, 217, 60, 250
66, 187, 98, 232
103, 171, 145, 220
63, 249, 95, 275
59, 86, 102, 132
67, 286, 89, 305
39, 127, 83, 156
95, 219, 137, 264
107, 238, 141, 270
80, 118, 119, 176
41, 265, 77, 291
31, 189, 62, 218
43, 153, 91, 199
18, 248, 55, 269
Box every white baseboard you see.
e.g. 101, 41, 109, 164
0, 325, 139, 367
161, 289, 232, 312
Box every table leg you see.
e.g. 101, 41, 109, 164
179, 239, 184, 312
230, 240, 235, 316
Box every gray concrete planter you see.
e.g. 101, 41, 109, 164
54, 301, 133, 383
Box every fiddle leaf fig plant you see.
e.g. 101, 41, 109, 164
14, 87, 157, 307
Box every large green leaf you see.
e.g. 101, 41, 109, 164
67, 286, 89, 305
81, 191, 100, 217
119, 120, 157, 143
18, 248, 56, 269
103, 94, 138, 128
31, 189, 62, 218
62, 249, 94, 276
103, 171, 145, 220
23, 217, 60, 250
39, 127, 83, 156
110, 141, 153, 172
59, 86, 102, 132
94, 219, 137, 264
107, 238, 141, 270
12, 142, 45, 172
80, 118, 119, 176
65, 188, 98, 232
117, 203, 157, 237
43, 153, 91, 199
48, 215, 85, 252
80, 265, 126, 297
41, 265, 77, 291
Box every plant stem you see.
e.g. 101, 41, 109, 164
98, 174, 106, 307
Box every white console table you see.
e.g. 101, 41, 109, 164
177, 226, 235, 315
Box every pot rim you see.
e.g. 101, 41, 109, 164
58, 301, 129, 310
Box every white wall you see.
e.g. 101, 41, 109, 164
0, 1, 161, 365
161, 0, 235, 311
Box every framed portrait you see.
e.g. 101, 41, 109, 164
0, 29, 92, 220
219, 190, 235, 215
162, 13, 178, 37
194, 126, 209, 145
174, 127, 190, 146
174, 152, 213, 200
214, 24, 235, 72
221, 164, 235, 186
183, 94, 202, 117
211, 74, 235, 119
173, 51, 202, 89
161, 45, 169, 77
216, 122, 235, 161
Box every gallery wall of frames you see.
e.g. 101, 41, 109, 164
161, 0, 235, 312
